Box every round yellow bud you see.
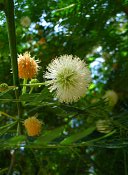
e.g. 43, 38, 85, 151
24, 116, 42, 136
103, 90, 118, 107
96, 119, 112, 133
20, 16, 31, 28
18, 52, 38, 79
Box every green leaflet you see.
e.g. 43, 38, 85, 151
0, 168, 8, 175
0, 86, 15, 97
7, 135, 26, 143
0, 121, 17, 137
33, 126, 65, 146
20, 93, 39, 102
60, 126, 96, 145
78, 130, 116, 147
0, 135, 26, 149
4, 135, 26, 147
19, 88, 55, 106
27, 129, 115, 148
0, 86, 14, 103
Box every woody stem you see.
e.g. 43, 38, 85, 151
4, 0, 23, 174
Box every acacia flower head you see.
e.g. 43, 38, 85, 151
20, 16, 31, 28
96, 119, 112, 133
103, 90, 118, 107
24, 116, 42, 136
44, 55, 91, 103
18, 52, 38, 79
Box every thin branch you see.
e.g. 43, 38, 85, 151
7, 151, 15, 175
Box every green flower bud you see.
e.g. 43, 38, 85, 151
29, 79, 39, 87
0, 83, 8, 92
96, 119, 112, 134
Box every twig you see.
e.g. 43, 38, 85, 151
7, 150, 16, 175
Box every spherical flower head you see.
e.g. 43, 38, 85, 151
18, 52, 38, 79
96, 119, 112, 133
24, 116, 42, 136
20, 16, 31, 28
103, 90, 118, 107
44, 55, 91, 103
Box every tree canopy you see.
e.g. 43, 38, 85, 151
0, 0, 128, 174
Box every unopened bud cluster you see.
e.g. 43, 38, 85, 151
18, 52, 38, 79
24, 116, 42, 136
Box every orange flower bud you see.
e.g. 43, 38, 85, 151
24, 116, 42, 136
18, 52, 38, 79
38, 38, 46, 45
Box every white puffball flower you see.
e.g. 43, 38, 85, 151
20, 16, 31, 28
103, 90, 118, 107
44, 55, 91, 103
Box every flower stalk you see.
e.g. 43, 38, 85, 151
4, 0, 22, 132
4, 0, 19, 87
21, 82, 46, 86
4, 0, 23, 174
22, 78, 28, 94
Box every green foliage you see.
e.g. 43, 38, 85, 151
60, 126, 96, 145
0, 0, 128, 174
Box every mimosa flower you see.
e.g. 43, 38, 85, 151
24, 116, 42, 136
103, 90, 118, 107
18, 52, 38, 79
20, 16, 31, 28
44, 55, 91, 103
